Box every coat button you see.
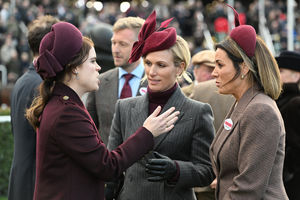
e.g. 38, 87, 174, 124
63, 96, 69, 100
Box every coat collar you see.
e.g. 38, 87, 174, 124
131, 86, 186, 149
210, 85, 262, 171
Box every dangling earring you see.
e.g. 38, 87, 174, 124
241, 74, 245, 79
75, 72, 79, 80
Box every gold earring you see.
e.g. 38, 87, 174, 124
241, 74, 245, 79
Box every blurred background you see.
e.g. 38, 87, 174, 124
0, 0, 299, 198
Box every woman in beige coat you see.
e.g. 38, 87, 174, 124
209, 5, 288, 199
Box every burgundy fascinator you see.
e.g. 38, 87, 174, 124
35, 22, 83, 79
227, 4, 256, 58
128, 11, 177, 63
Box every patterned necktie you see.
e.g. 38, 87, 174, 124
120, 73, 134, 99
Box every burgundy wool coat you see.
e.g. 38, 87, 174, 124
34, 83, 154, 200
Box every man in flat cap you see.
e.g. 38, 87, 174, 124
185, 50, 234, 200
275, 50, 300, 200
182, 50, 216, 97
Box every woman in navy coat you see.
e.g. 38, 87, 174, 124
25, 21, 179, 200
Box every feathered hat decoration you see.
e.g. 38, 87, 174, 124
128, 11, 177, 63
227, 4, 257, 58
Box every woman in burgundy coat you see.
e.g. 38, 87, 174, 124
25, 21, 179, 200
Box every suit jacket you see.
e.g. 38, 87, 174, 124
108, 87, 215, 200
34, 83, 154, 200
8, 64, 42, 200
86, 67, 147, 145
210, 86, 288, 199
190, 79, 235, 131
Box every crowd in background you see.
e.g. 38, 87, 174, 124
0, 0, 300, 107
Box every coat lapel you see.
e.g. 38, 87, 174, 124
130, 94, 149, 135
101, 68, 119, 105
137, 79, 148, 96
210, 86, 261, 171
154, 87, 186, 149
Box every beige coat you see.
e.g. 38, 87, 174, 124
210, 86, 288, 199
190, 79, 235, 131
181, 82, 195, 97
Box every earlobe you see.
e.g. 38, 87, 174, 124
241, 62, 250, 75
177, 62, 185, 76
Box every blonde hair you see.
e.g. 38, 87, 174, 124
113, 17, 145, 40
141, 35, 192, 83
170, 35, 192, 83
216, 36, 282, 100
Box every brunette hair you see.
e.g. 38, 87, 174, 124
216, 36, 282, 100
27, 15, 59, 56
26, 37, 94, 129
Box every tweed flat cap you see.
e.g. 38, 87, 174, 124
192, 50, 216, 68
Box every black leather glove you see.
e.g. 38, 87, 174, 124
145, 152, 177, 182
104, 181, 117, 200
104, 174, 124, 200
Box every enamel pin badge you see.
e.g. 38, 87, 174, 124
139, 87, 147, 95
224, 118, 233, 130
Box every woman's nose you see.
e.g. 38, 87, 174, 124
211, 68, 217, 78
96, 63, 101, 72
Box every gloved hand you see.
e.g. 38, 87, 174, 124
104, 181, 118, 200
145, 152, 177, 182
104, 174, 124, 200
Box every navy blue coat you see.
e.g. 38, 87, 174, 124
8, 64, 42, 200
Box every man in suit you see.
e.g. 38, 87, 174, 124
8, 15, 59, 200
182, 50, 216, 97
275, 51, 300, 200
86, 16, 147, 145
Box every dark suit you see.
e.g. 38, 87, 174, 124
8, 64, 42, 200
34, 83, 154, 200
86, 67, 147, 145
277, 83, 300, 200
108, 87, 215, 200
210, 86, 288, 199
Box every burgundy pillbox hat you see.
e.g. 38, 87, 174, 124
129, 11, 177, 63
227, 4, 256, 58
35, 22, 83, 79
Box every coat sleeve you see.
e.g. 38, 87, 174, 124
107, 100, 124, 151
176, 103, 215, 188
224, 102, 284, 199
53, 104, 153, 181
